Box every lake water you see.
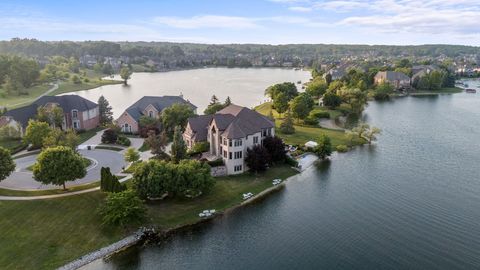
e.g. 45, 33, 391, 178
67, 68, 311, 118
82, 79, 480, 270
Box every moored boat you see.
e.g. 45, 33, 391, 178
466, 89, 477, 93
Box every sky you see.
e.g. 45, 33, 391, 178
0, 0, 479, 45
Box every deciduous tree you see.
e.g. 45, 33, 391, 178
33, 146, 87, 190
171, 126, 187, 163
98, 95, 113, 126
314, 135, 332, 160
245, 145, 271, 173
0, 147, 15, 182
99, 189, 146, 226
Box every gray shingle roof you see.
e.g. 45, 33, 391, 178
3, 95, 97, 129
376, 71, 410, 81
124, 96, 197, 122
187, 104, 274, 140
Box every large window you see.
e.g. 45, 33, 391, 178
234, 165, 243, 172
234, 151, 243, 159
72, 110, 78, 119
253, 136, 259, 144
234, 139, 242, 147
229, 152, 232, 160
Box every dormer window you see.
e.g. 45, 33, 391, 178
149, 111, 154, 118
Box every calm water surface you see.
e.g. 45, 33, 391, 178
85, 80, 480, 270
68, 68, 310, 118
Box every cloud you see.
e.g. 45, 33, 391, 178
288, 6, 313, 12
152, 15, 260, 29
273, 0, 480, 36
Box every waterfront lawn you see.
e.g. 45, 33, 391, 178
50, 79, 121, 96
255, 102, 363, 147
0, 192, 125, 270
0, 165, 297, 269
0, 181, 101, 196
411, 87, 463, 95
146, 164, 298, 228
0, 84, 51, 109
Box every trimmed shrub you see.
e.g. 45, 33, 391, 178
188, 141, 210, 156
304, 116, 318, 126
207, 158, 224, 167
311, 111, 330, 119
116, 135, 131, 146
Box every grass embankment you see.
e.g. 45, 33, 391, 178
0, 69, 121, 109
0, 165, 297, 269
255, 102, 364, 147
0, 84, 51, 108
411, 87, 463, 95
0, 181, 101, 196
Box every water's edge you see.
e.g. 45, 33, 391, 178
61, 171, 297, 270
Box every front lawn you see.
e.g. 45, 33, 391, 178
77, 127, 103, 144
255, 102, 364, 147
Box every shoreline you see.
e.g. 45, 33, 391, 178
62, 170, 299, 269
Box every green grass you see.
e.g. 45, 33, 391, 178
411, 87, 463, 95
0, 192, 126, 269
255, 102, 364, 147
77, 127, 103, 144
95, 145, 124, 151
0, 139, 25, 152
146, 164, 298, 228
138, 141, 150, 152
50, 79, 121, 96
0, 164, 297, 269
0, 84, 51, 109
0, 181, 101, 196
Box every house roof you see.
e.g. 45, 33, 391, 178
376, 71, 410, 81
3, 95, 98, 129
187, 104, 274, 140
186, 114, 213, 142
123, 95, 197, 122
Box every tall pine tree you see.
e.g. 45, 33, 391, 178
171, 126, 187, 163
98, 95, 113, 126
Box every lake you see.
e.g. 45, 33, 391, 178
68, 68, 311, 118
83, 79, 480, 270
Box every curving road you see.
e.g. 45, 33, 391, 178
0, 149, 126, 190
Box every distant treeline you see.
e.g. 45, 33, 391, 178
1, 38, 479, 62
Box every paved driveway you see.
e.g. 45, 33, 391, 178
0, 149, 126, 190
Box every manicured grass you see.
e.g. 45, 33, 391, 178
255, 102, 364, 147
0, 139, 25, 153
146, 164, 298, 228
50, 79, 121, 96
138, 141, 150, 152
77, 127, 103, 144
0, 181, 101, 196
0, 164, 297, 269
0, 192, 126, 269
411, 87, 463, 95
95, 145, 124, 151
0, 84, 51, 109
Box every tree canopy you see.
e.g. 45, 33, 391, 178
0, 147, 15, 182
161, 103, 195, 136
33, 146, 87, 189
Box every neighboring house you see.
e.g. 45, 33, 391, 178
0, 95, 99, 135
374, 71, 411, 89
411, 65, 439, 82
116, 95, 197, 133
184, 104, 275, 175
324, 67, 346, 80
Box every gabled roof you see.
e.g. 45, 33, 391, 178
123, 95, 197, 122
376, 71, 410, 81
3, 95, 97, 129
186, 104, 274, 140
186, 114, 213, 142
